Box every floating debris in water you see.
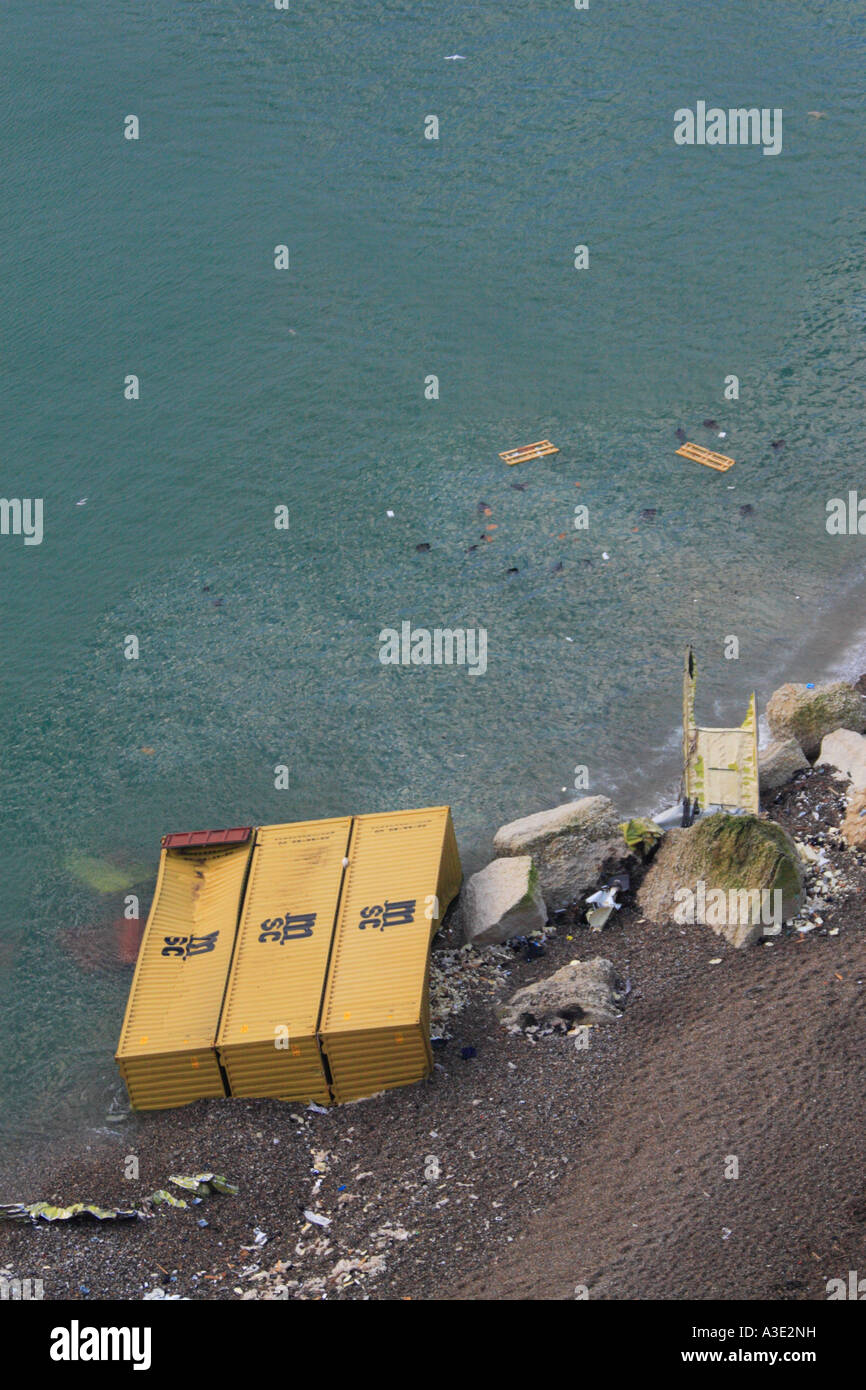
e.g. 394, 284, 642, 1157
675, 427, 687, 443
702, 419, 719, 429
771, 439, 786, 449
415, 542, 431, 553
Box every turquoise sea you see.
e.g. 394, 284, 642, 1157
2, 0, 866, 1161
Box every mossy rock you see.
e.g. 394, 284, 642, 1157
766, 682, 865, 760
637, 812, 804, 947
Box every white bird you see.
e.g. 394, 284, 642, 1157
443, 54, 466, 60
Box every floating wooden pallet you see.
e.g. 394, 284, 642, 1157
499, 439, 560, 466
676, 442, 735, 472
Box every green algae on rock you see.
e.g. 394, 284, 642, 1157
766, 681, 865, 761
637, 812, 805, 947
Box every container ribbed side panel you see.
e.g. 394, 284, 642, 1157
320, 808, 460, 1101
322, 1026, 429, 1103
115, 840, 252, 1110
216, 818, 351, 1102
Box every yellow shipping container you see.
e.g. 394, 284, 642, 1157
217, 818, 352, 1104
115, 836, 253, 1110
319, 807, 462, 1103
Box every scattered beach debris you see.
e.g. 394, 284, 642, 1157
429, 943, 511, 1032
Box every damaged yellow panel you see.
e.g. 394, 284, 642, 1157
115, 838, 253, 1110
682, 647, 759, 813
217, 818, 352, 1104
319, 807, 462, 1103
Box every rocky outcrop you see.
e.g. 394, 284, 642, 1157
462, 856, 547, 947
759, 738, 810, 793
497, 957, 627, 1030
766, 682, 865, 760
815, 728, 866, 790
493, 797, 635, 913
637, 812, 804, 947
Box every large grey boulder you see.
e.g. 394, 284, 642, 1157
759, 738, 810, 793
815, 728, 866, 790
637, 812, 804, 947
462, 856, 547, 947
766, 682, 865, 761
493, 797, 634, 913
497, 957, 626, 1030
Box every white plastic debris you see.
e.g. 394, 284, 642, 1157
303, 1210, 331, 1229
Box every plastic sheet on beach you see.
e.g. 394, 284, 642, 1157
619, 818, 664, 857
0, 1200, 143, 1223
168, 1173, 239, 1197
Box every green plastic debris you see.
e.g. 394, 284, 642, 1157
148, 1190, 190, 1209
168, 1173, 238, 1197
1, 1171, 237, 1228
0, 1201, 142, 1223
619, 818, 664, 858
64, 853, 150, 894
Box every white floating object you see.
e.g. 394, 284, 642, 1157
386, 509, 394, 518
708, 958, 723, 965
602, 551, 610, 560
76, 498, 88, 506
443, 54, 466, 60
718, 431, 727, 438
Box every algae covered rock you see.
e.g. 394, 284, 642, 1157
759, 738, 810, 793
493, 797, 634, 913
766, 682, 865, 761
497, 957, 626, 1030
637, 812, 804, 947
462, 856, 547, 946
